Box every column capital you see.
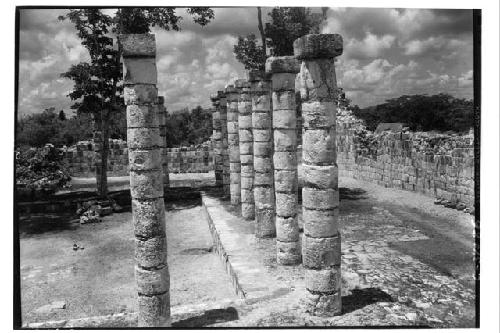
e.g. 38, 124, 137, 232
293, 34, 343, 60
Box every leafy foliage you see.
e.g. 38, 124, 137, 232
265, 7, 323, 56
16, 108, 126, 149
233, 34, 267, 71
164, 106, 212, 147
353, 94, 474, 133
59, 7, 214, 195
233, 7, 325, 70
16, 145, 72, 198
114, 7, 214, 34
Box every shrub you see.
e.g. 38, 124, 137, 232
16, 145, 72, 200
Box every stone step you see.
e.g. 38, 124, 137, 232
201, 193, 287, 302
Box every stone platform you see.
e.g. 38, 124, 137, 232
201, 193, 291, 301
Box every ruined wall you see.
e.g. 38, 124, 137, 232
334, 108, 475, 209
62, 140, 129, 177
61, 140, 213, 177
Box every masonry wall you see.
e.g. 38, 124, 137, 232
61, 139, 213, 177
334, 109, 475, 208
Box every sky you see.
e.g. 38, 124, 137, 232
17, 7, 474, 116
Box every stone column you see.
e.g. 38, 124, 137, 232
249, 70, 276, 238
157, 96, 169, 188
218, 90, 231, 196
210, 93, 224, 186
266, 56, 301, 265
294, 34, 343, 316
226, 84, 241, 205
120, 34, 170, 327
236, 80, 255, 220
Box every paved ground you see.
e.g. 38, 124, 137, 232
19, 174, 477, 327
19, 195, 236, 325
203, 177, 476, 328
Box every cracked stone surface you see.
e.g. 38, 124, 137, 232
208, 176, 476, 327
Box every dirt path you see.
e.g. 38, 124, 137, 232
19, 197, 236, 325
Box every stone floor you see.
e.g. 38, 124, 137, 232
203, 176, 476, 327
20, 174, 477, 328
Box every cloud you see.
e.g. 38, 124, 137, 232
346, 33, 396, 59
17, 7, 474, 116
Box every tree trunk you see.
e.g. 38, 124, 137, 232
93, 110, 109, 198
99, 109, 109, 198
257, 7, 267, 55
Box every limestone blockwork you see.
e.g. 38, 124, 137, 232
236, 79, 255, 220
218, 90, 231, 196
120, 33, 170, 327
266, 56, 301, 265
226, 84, 241, 205
210, 93, 224, 186
294, 34, 343, 316
249, 70, 276, 238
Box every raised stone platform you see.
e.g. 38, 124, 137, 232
201, 193, 291, 301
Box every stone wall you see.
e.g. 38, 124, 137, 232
62, 140, 129, 177
61, 139, 213, 177
334, 108, 475, 209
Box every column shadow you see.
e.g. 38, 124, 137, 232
341, 288, 394, 314
172, 307, 239, 327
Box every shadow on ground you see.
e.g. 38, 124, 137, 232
18, 213, 78, 237
339, 187, 368, 201
172, 307, 239, 327
341, 288, 394, 314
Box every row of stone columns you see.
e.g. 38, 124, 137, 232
120, 32, 343, 327
209, 34, 343, 317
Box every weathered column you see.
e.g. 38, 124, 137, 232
157, 96, 169, 188
236, 80, 255, 219
294, 34, 343, 316
249, 70, 276, 238
226, 84, 241, 205
210, 93, 224, 186
266, 56, 301, 265
120, 34, 170, 327
218, 90, 230, 196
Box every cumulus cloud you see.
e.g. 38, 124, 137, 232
17, 7, 474, 116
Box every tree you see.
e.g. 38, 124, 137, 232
164, 106, 213, 147
60, 7, 214, 197
233, 7, 326, 70
257, 7, 266, 55
352, 94, 474, 133
58, 110, 67, 121
233, 34, 267, 71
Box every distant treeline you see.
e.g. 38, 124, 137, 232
16, 105, 213, 149
352, 94, 474, 133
